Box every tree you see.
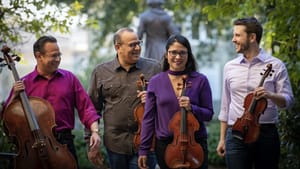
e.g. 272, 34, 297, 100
0, 1, 84, 168
0, 0, 82, 45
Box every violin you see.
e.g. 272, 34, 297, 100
133, 74, 155, 151
165, 75, 204, 169
232, 64, 273, 143
1, 46, 77, 169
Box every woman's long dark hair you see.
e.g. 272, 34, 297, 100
162, 34, 198, 74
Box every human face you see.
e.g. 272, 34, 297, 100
36, 42, 61, 76
115, 31, 141, 67
232, 25, 251, 54
166, 42, 188, 71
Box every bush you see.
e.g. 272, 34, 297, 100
206, 119, 226, 167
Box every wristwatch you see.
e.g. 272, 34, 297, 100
91, 129, 99, 133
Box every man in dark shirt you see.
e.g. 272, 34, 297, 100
88, 28, 161, 169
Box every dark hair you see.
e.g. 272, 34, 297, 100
234, 17, 263, 44
33, 36, 57, 57
113, 28, 135, 45
162, 34, 198, 73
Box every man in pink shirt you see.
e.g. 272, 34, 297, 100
1, 36, 101, 168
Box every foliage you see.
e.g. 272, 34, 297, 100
0, 120, 16, 169
0, 0, 81, 45
207, 119, 226, 167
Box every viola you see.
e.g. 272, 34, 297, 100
1, 46, 77, 169
232, 64, 273, 143
165, 75, 204, 169
133, 74, 155, 151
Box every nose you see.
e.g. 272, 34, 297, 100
231, 36, 235, 43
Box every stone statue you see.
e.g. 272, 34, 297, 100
138, 0, 180, 61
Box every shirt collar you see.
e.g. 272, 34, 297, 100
32, 66, 64, 81
113, 54, 140, 72
236, 48, 267, 64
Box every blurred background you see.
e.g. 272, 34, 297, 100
0, 0, 299, 168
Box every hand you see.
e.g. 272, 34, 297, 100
216, 140, 226, 157
137, 90, 147, 104
88, 132, 103, 167
254, 86, 271, 100
89, 132, 101, 149
13, 80, 25, 96
178, 96, 192, 111
138, 155, 148, 169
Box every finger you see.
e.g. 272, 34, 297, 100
142, 158, 148, 168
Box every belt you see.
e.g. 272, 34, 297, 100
54, 129, 73, 140
228, 123, 276, 128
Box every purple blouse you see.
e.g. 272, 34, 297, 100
3, 67, 100, 132
139, 71, 214, 156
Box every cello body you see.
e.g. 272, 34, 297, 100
4, 97, 77, 169
165, 76, 204, 169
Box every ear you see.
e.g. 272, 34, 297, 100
35, 51, 41, 59
164, 52, 168, 59
114, 43, 120, 51
249, 33, 257, 43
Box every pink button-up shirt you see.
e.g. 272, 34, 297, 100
3, 67, 100, 132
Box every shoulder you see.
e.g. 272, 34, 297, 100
138, 57, 161, 70
93, 60, 115, 72
189, 71, 209, 83
149, 72, 165, 81
139, 57, 160, 65
261, 50, 287, 69
57, 68, 77, 78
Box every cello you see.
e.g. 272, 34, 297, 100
165, 75, 204, 169
1, 46, 77, 169
133, 74, 155, 151
232, 64, 273, 143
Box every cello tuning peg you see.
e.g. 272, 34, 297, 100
13, 55, 21, 62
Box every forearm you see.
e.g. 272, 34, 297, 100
90, 121, 99, 133
219, 121, 228, 141
267, 92, 286, 108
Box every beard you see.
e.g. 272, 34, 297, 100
237, 39, 251, 54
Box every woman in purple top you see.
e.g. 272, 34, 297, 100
138, 34, 214, 169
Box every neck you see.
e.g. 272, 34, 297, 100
167, 69, 186, 76
244, 47, 260, 62
37, 66, 54, 79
